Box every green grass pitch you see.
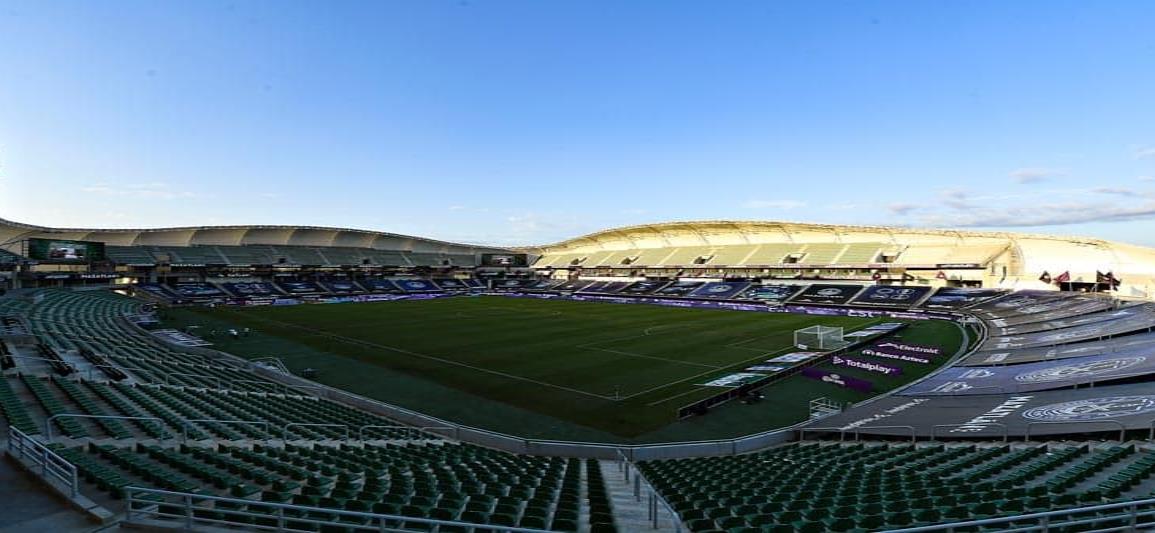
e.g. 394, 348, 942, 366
173, 296, 963, 442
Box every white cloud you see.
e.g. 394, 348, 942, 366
917, 201, 1155, 228
742, 199, 806, 209
81, 182, 198, 200
886, 183, 1155, 229
1134, 147, 1155, 159
447, 205, 466, 211
887, 203, 919, 215
1138, 176, 1155, 182
1092, 187, 1135, 196
939, 188, 976, 209
1009, 168, 1062, 184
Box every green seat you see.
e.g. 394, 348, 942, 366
824, 517, 856, 532
886, 511, 913, 527
857, 514, 886, 530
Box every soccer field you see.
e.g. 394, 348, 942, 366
177, 296, 961, 440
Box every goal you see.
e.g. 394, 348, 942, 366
793, 325, 847, 351
809, 397, 843, 420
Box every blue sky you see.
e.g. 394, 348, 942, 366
1, 1, 1154, 246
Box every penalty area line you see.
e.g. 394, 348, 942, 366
632, 345, 797, 405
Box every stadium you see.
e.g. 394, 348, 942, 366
6, 214, 1155, 532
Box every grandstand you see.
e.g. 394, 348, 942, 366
529, 221, 1155, 296
8, 218, 1155, 532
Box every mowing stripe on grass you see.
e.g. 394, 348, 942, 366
218, 308, 620, 401
580, 346, 723, 369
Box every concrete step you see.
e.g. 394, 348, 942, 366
598, 460, 677, 532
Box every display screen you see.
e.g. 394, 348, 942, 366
740, 284, 804, 303
28, 238, 106, 263
788, 284, 865, 305
481, 253, 528, 267
850, 285, 933, 308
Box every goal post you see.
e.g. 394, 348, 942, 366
793, 325, 847, 351
809, 397, 843, 420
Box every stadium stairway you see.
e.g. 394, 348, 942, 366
597, 459, 677, 532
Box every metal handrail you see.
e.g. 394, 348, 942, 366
930, 423, 1009, 442
123, 486, 554, 532
180, 419, 271, 442
799, 426, 847, 441
86, 364, 159, 381
282, 422, 349, 441
849, 425, 917, 442
227, 378, 279, 392
615, 448, 683, 532
164, 372, 222, 389
3, 354, 77, 373
247, 357, 291, 375
357, 424, 449, 441
7, 425, 79, 497
882, 496, 1155, 532
44, 413, 164, 442
107, 352, 239, 371
357, 424, 411, 441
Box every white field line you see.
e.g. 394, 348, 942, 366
222, 310, 618, 401
644, 387, 709, 407
635, 346, 798, 404
583, 347, 723, 369
638, 319, 888, 406
226, 304, 887, 405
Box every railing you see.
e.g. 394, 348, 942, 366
7, 425, 79, 497
44, 413, 164, 442
4, 354, 77, 373
616, 449, 683, 532
123, 486, 554, 532
247, 357, 291, 375
282, 423, 349, 441
799, 426, 849, 441
86, 364, 161, 382
117, 292, 970, 459
123, 293, 1151, 457
847, 425, 917, 442
252, 365, 801, 460
357, 424, 451, 441
883, 497, 1155, 532
164, 372, 223, 389
228, 379, 280, 392
180, 419, 271, 442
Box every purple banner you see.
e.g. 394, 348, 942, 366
869, 341, 942, 356
859, 347, 932, 364
801, 367, 874, 392
831, 355, 903, 375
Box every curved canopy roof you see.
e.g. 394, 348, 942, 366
0, 216, 506, 254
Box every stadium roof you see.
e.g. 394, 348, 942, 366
0, 216, 506, 253
531, 219, 1114, 251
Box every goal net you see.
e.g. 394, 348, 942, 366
793, 325, 847, 351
